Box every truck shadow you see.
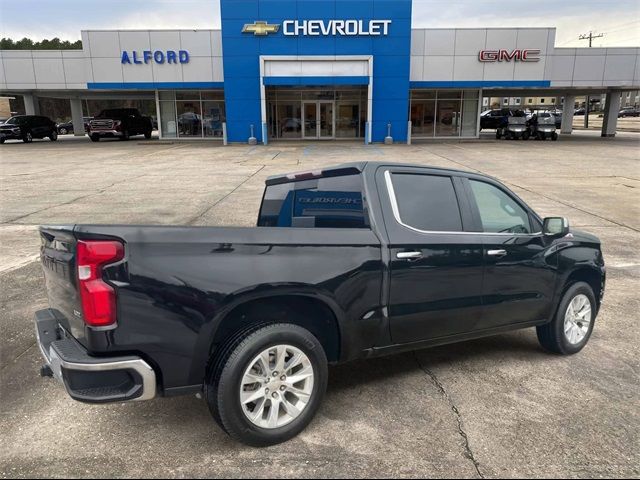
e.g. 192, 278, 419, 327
327, 330, 546, 394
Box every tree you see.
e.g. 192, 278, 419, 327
0, 37, 82, 50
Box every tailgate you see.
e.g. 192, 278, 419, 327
39, 226, 86, 342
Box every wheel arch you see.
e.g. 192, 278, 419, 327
190, 290, 345, 386
561, 266, 604, 312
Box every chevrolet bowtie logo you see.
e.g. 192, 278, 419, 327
242, 21, 280, 36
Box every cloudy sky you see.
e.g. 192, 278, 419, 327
1, 0, 638, 47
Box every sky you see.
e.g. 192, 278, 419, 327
0, 0, 638, 48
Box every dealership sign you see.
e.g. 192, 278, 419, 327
478, 49, 541, 62
121, 50, 190, 65
242, 19, 392, 36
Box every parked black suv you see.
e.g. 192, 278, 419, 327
88, 108, 153, 142
0, 115, 58, 143
480, 109, 518, 130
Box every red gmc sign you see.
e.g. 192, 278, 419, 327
478, 49, 541, 62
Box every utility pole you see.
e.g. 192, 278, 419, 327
578, 31, 604, 48
578, 32, 604, 128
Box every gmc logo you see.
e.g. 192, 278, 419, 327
478, 49, 541, 62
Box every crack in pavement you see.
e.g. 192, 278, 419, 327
185, 165, 266, 225
414, 352, 485, 479
5, 174, 148, 224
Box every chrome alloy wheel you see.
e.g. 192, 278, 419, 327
564, 294, 592, 345
240, 345, 314, 429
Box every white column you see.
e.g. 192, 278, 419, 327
23, 94, 40, 115
561, 95, 575, 135
601, 90, 621, 137
70, 98, 84, 136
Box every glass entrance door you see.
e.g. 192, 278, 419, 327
302, 101, 334, 139
318, 101, 334, 139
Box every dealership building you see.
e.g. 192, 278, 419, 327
0, 0, 638, 143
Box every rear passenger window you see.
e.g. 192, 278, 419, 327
390, 173, 463, 232
258, 174, 369, 228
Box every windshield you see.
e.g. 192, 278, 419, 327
97, 109, 137, 118
5, 116, 27, 125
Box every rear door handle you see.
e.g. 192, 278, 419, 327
487, 249, 507, 257
396, 251, 423, 260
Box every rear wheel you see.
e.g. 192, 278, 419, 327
23, 131, 33, 143
59, 127, 68, 135
90, 134, 100, 142
206, 323, 328, 447
144, 130, 152, 139
0, 138, 4, 144
537, 282, 596, 355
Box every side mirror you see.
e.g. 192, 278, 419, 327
543, 217, 570, 237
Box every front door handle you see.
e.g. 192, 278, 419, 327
487, 249, 507, 257
397, 251, 423, 260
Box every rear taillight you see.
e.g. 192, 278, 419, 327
76, 240, 124, 328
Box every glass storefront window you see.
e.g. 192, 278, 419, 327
159, 100, 177, 138
176, 91, 200, 100
461, 98, 479, 137
277, 103, 302, 139
202, 102, 225, 138
336, 102, 359, 138
157, 90, 225, 140
410, 89, 479, 138
410, 100, 435, 136
177, 101, 202, 137
435, 99, 461, 136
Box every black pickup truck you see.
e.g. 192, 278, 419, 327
88, 108, 153, 141
36, 162, 605, 446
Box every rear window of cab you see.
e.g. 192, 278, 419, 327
258, 174, 370, 229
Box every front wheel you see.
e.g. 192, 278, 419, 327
144, 130, 152, 139
206, 323, 328, 447
49, 131, 58, 141
59, 127, 68, 135
537, 282, 596, 355
90, 134, 100, 142
551, 132, 558, 141
23, 132, 33, 143
120, 130, 130, 141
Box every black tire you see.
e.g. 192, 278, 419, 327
206, 323, 328, 447
551, 132, 558, 141
23, 131, 33, 143
537, 282, 597, 355
523, 131, 530, 140
49, 131, 58, 141
0, 138, 4, 144
144, 130, 152, 139
59, 127, 68, 135
495, 130, 501, 139
120, 130, 130, 141
90, 134, 100, 142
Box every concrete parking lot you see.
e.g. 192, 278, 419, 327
1, 131, 639, 478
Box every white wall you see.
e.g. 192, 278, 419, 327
546, 47, 639, 88
0, 30, 224, 91
409, 28, 640, 89
410, 28, 554, 83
